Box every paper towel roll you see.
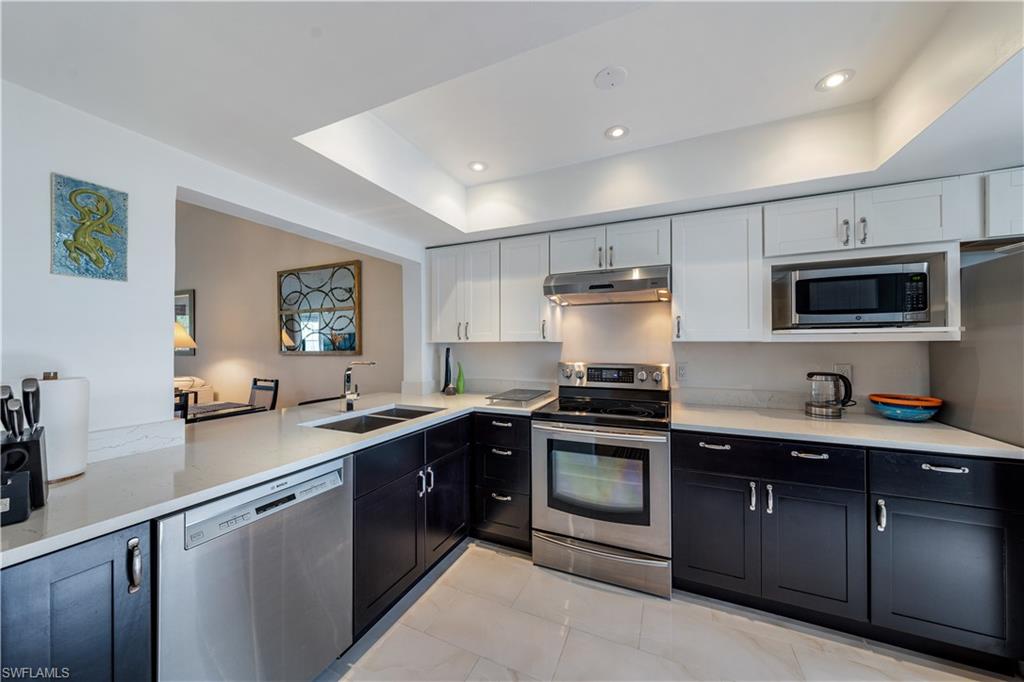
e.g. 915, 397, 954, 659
39, 377, 89, 482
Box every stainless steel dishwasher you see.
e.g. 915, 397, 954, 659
157, 458, 352, 681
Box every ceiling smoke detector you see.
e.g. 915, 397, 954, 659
594, 66, 628, 90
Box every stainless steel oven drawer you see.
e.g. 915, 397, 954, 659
532, 531, 671, 598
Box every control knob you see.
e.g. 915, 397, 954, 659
575, 369, 585, 379
561, 367, 574, 378
652, 371, 663, 383
636, 370, 648, 382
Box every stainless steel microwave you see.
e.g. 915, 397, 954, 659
777, 262, 930, 328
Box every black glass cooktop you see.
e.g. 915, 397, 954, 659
533, 395, 670, 430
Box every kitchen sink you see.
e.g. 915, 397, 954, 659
315, 414, 406, 434
372, 406, 443, 419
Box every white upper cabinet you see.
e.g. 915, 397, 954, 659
854, 177, 959, 248
500, 234, 559, 342
604, 217, 671, 269
461, 241, 501, 342
764, 178, 962, 257
987, 168, 1024, 237
550, 226, 606, 274
428, 242, 500, 343
672, 206, 764, 342
763, 193, 854, 257
550, 219, 671, 274
429, 246, 463, 343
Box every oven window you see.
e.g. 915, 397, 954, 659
547, 439, 650, 525
796, 274, 897, 315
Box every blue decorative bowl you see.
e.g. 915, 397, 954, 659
869, 399, 940, 422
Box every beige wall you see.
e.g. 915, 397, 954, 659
174, 201, 403, 407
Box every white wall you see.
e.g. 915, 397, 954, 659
440, 303, 929, 408
2, 82, 425, 437
174, 202, 404, 406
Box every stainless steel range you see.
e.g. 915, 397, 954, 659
531, 362, 672, 598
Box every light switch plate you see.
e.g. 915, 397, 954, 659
833, 363, 853, 383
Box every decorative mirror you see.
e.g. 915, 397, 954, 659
278, 260, 362, 355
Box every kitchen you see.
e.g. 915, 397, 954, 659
2, 2, 1023, 682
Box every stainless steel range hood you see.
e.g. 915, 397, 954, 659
543, 266, 671, 306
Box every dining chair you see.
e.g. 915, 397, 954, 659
249, 378, 280, 411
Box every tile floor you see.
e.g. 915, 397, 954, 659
319, 542, 1012, 682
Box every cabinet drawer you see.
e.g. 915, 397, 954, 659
426, 416, 470, 464
673, 432, 772, 476
473, 486, 530, 543
354, 433, 424, 499
474, 444, 530, 494
870, 451, 1024, 512
474, 414, 530, 449
769, 442, 865, 492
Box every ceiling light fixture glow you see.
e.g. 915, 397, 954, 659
605, 125, 629, 140
815, 69, 855, 91
468, 161, 488, 172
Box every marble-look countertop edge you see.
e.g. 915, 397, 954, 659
0, 393, 551, 569
670, 402, 1024, 460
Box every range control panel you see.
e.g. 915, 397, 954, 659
558, 363, 670, 391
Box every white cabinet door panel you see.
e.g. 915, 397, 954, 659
500, 234, 558, 342
462, 241, 500, 342
550, 226, 606, 274
672, 206, 764, 341
855, 178, 958, 248
987, 168, 1024, 237
429, 246, 462, 343
763, 193, 854, 256
605, 218, 671, 268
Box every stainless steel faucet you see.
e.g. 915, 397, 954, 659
344, 361, 377, 411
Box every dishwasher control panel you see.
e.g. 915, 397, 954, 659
184, 468, 342, 549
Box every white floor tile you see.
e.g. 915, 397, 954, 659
438, 543, 534, 606
466, 657, 539, 682
553, 629, 698, 681
342, 624, 477, 682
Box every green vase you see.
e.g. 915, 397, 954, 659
456, 362, 465, 394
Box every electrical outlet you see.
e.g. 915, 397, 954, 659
677, 363, 688, 382
833, 363, 853, 383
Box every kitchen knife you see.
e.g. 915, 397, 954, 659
7, 398, 23, 440
21, 378, 40, 432
0, 385, 12, 434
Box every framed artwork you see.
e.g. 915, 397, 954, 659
278, 260, 362, 355
51, 173, 128, 281
175, 289, 196, 356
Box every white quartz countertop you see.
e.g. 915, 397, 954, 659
0, 392, 553, 569
671, 402, 1024, 460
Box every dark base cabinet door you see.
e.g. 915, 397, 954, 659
425, 447, 469, 567
762, 483, 867, 621
0, 522, 151, 681
870, 495, 1024, 658
672, 470, 761, 597
354, 468, 426, 634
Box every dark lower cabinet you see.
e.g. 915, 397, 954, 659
425, 446, 469, 567
870, 494, 1024, 658
1, 522, 152, 681
762, 483, 867, 621
672, 470, 761, 597
353, 468, 426, 634
471, 414, 532, 550
472, 486, 531, 549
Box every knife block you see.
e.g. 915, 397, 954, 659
2, 428, 48, 509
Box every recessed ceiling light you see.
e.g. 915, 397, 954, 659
815, 69, 855, 91
605, 125, 629, 140
468, 161, 488, 172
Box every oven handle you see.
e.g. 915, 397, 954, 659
533, 531, 670, 567
532, 423, 668, 443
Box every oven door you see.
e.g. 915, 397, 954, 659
531, 421, 670, 557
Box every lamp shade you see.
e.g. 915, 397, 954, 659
174, 322, 197, 350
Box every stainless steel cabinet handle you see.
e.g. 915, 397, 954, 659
858, 217, 868, 244
491, 493, 512, 502
127, 537, 142, 594
541, 319, 547, 340
609, 245, 614, 268
457, 322, 462, 340
465, 322, 469, 340
492, 420, 512, 428
675, 315, 681, 339
766, 484, 774, 514
876, 499, 887, 532
492, 448, 513, 456
597, 246, 603, 268
791, 451, 829, 460
921, 463, 969, 474
748, 481, 757, 511
417, 470, 426, 498
699, 441, 732, 451
841, 219, 851, 246
426, 466, 435, 493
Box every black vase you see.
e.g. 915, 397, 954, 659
442, 347, 452, 393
